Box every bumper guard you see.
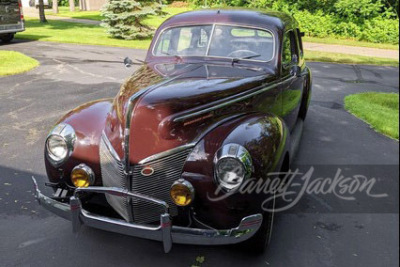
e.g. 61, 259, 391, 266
32, 177, 262, 253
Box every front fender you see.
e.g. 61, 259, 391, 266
182, 113, 290, 229
45, 99, 113, 186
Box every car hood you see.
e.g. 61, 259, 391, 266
104, 62, 277, 163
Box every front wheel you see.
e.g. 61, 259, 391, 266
0, 34, 14, 43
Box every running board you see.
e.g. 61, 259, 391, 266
289, 119, 304, 163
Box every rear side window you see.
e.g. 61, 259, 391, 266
282, 31, 298, 67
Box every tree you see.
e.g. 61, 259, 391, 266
69, 0, 75, 11
53, 0, 59, 14
38, 0, 47, 23
101, 0, 166, 40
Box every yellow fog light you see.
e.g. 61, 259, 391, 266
170, 179, 195, 207
71, 164, 95, 188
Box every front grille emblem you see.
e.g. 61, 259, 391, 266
141, 166, 155, 177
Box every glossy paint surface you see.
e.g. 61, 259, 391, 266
44, 10, 310, 227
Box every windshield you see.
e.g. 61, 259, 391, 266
153, 24, 275, 62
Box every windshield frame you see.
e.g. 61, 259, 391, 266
151, 23, 276, 63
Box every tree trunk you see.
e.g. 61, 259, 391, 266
38, 0, 47, 23
69, 0, 75, 12
53, 0, 59, 14
80, 0, 87, 11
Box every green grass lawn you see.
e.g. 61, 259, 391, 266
47, 6, 191, 24
303, 36, 399, 51
305, 50, 399, 67
18, 18, 152, 49
0, 51, 39, 76
345, 93, 399, 140
47, 7, 103, 21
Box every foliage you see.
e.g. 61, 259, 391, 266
345, 93, 399, 140
189, 0, 399, 44
101, 0, 167, 40
0, 51, 39, 76
58, 0, 78, 7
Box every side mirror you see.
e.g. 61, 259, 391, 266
290, 65, 302, 77
124, 57, 134, 68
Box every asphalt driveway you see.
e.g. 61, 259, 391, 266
0, 40, 399, 267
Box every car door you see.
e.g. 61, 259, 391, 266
279, 29, 305, 131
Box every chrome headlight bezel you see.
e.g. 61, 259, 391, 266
45, 123, 76, 167
213, 144, 253, 192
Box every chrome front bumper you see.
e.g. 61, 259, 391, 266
32, 178, 262, 253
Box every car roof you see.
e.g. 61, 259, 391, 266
160, 9, 297, 33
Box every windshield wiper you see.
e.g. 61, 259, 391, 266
241, 54, 262, 60
160, 52, 183, 61
231, 54, 262, 66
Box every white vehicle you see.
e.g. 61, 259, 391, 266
0, 0, 25, 43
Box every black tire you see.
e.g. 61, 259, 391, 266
240, 197, 275, 254
299, 79, 311, 121
0, 34, 14, 43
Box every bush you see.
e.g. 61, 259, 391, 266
101, 0, 166, 40
187, 0, 399, 44
294, 10, 336, 37
361, 18, 399, 44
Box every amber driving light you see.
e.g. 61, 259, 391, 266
71, 164, 95, 188
170, 179, 195, 207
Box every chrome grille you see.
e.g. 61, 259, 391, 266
99, 134, 130, 222
130, 148, 192, 224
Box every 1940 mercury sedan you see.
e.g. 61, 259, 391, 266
32, 9, 312, 253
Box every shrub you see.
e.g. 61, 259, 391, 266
101, 0, 166, 40
361, 18, 399, 44
294, 10, 336, 38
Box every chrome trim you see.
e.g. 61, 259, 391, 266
71, 164, 95, 186
152, 23, 276, 63
32, 177, 262, 253
101, 131, 122, 162
45, 123, 76, 167
170, 179, 195, 207
74, 187, 169, 212
124, 90, 147, 171
173, 76, 295, 123
138, 143, 196, 165
213, 144, 253, 192
205, 24, 216, 55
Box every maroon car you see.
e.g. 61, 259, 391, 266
33, 9, 312, 253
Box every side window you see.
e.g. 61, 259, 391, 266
282, 31, 299, 67
156, 30, 172, 55
177, 28, 193, 52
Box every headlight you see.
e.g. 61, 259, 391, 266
47, 135, 68, 162
45, 123, 76, 166
214, 144, 253, 192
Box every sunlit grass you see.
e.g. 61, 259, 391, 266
18, 18, 152, 49
303, 36, 399, 50
0, 51, 39, 76
47, 6, 191, 25
345, 93, 399, 140
305, 50, 399, 67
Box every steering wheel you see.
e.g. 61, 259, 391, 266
227, 50, 259, 58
